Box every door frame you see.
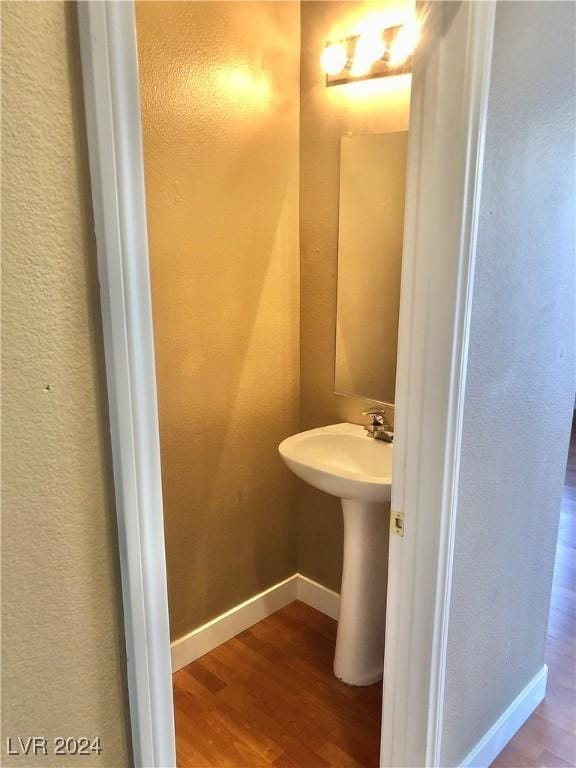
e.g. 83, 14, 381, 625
77, 2, 495, 767
77, 3, 176, 766
381, 3, 495, 766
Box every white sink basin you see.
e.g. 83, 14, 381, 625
279, 422, 393, 687
279, 422, 392, 503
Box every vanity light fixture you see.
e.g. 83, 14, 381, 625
320, 42, 348, 76
321, 21, 421, 86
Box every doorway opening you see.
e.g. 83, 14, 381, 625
77, 2, 497, 766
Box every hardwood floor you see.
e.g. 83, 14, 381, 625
174, 425, 575, 768
492, 423, 576, 768
174, 600, 382, 767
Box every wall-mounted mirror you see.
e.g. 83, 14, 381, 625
334, 131, 408, 405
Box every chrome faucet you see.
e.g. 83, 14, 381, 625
363, 407, 394, 442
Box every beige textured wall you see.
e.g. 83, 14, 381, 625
136, 2, 300, 640
1, 3, 131, 765
298, 1, 411, 590
441, 2, 575, 764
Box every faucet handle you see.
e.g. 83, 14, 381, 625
363, 407, 387, 426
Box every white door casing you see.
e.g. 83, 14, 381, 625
78, 3, 176, 766
77, 1, 495, 766
381, 3, 495, 766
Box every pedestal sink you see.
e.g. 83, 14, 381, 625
278, 422, 392, 686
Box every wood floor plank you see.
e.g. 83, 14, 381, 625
216, 683, 330, 766
317, 740, 367, 768
271, 753, 306, 768
174, 601, 381, 767
510, 714, 576, 765
537, 748, 576, 767
492, 742, 538, 767
187, 659, 228, 693
182, 670, 284, 763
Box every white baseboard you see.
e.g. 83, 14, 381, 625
171, 573, 341, 672
296, 573, 340, 620
460, 664, 548, 768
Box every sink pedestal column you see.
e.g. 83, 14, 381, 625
334, 499, 389, 686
